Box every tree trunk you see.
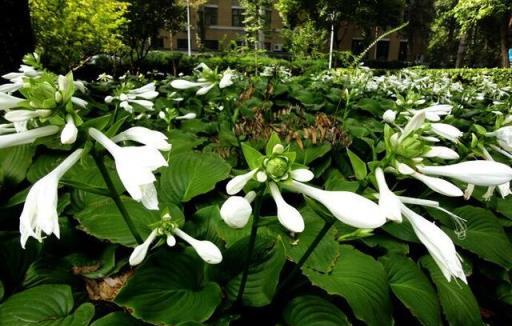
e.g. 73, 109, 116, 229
0, 0, 35, 75
500, 14, 510, 68
455, 32, 467, 68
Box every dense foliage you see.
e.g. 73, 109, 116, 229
1, 55, 512, 325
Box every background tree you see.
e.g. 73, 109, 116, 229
124, 0, 185, 67
29, 0, 129, 72
0, 0, 34, 75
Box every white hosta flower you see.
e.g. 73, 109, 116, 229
269, 182, 304, 233
226, 169, 258, 195
0, 125, 59, 149
60, 115, 78, 145
423, 146, 459, 160
430, 123, 462, 143
382, 110, 396, 123
290, 169, 314, 182
196, 83, 216, 95
129, 229, 158, 266
111, 126, 171, 151
220, 191, 256, 228
71, 97, 88, 109
4, 109, 52, 123
487, 126, 512, 152
175, 112, 197, 120
170, 79, 211, 90
89, 128, 167, 209
219, 69, 234, 88
128, 83, 159, 99
401, 205, 467, 283
479, 147, 511, 199
173, 229, 222, 264
411, 172, 463, 197
286, 180, 386, 229
0, 93, 24, 110
399, 111, 425, 142
417, 161, 512, 186
375, 167, 402, 222
423, 104, 452, 121
421, 136, 440, 143
19, 149, 83, 248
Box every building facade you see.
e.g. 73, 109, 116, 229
158, 0, 425, 62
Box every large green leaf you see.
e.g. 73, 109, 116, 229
267, 205, 339, 273
115, 249, 222, 325
430, 206, 512, 269
0, 145, 35, 185
283, 295, 350, 326
420, 256, 482, 326
380, 255, 441, 326
159, 152, 230, 204
215, 235, 286, 307
74, 197, 160, 247
346, 148, 367, 180
0, 284, 94, 326
303, 245, 392, 326
90, 312, 145, 326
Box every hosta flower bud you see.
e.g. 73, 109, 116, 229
418, 161, 512, 186
60, 115, 78, 144
54, 91, 63, 103
220, 195, 252, 228
383, 110, 396, 123
265, 157, 289, 179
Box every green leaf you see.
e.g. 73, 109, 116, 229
0, 232, 41, 290
0, 284, 94, 326
303, 245, 392, 326
346, 148, 367, 180
431, 206, 512, 269
0, 280, 4, 302
300, 143, 332, 165
115, 249, 222, 325
168, 130, 205, 154
0, 145, 35, 185
159, 152, 230, 204
217, 236, 286, 307
380, 255, 441, 326
74, 197, 161, 247
90, 312, 144, 326
241, 143, 264, 170
267, 205, 339, 273
420, 256, 482, 326
266, 132, 282, 155
283, 295, 350, 326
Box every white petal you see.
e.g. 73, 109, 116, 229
170, 79, 210, 89
196, 83, 216, 95
382, 110, 396, 123
417, 161, 512, 186
129, 229, 158, 266
0, 125, 59, 149
220, 196, 252, 228
269, 182, 304, 233
112, 126, 171, 151
71, 97, 88, 108
0, 92, 24, 110
140, 183, 159, 210
174, 228, 222, 264
423, 146, 460, 160
219, 71, 234, 88
60, 115, 78, 145
430, 123, 463, 143
411, 172, 463, 197
166, 234, 176, 247
286, 180, 386, 229
226, 169, 258, 195
400, 111, 425, 141
291, 169, 314, 182
375, 168, 402, 222
175, 112, 197, 120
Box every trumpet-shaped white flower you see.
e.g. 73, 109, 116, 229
375, 167, 402, 222
422, 104, 452, 121
226, 169, 259, 195
417, 160, 512, 186
129, 216, 222, 266
89, 128, 168, 209
0, 92, 24, 110
401, 204, 467, 283
382, 110, 396, 123
196, 83, 216, 95
220, 191, 255, 228
175, 112, 197, 120
269, 182, 305, 232
290, 169, 314, 182
0, 125, 59, 149
399, 111, 425, 142
479, 147, 511, 198
487, 126, 512, 152
19, 149, 83, 248
219, 69, 234, 88
411, 172, 463, 197
108, 83, 158, 112
60, 115, 78, 145
111, 126, 171, 151
423, 146, 460, 160
71, 97, 88, 109
4, 109, 52, 123
170, 79, 211, 90
286, 180, 387, 229
430, 123, 463, 143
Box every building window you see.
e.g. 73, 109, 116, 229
177, 39, 188, 50
232, 8, 244, 27
376, 40, 390, 61
204, 7, 218, 26
204, 40, 219, 50
399, 41, 408, 61
351, 39, 364, 55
